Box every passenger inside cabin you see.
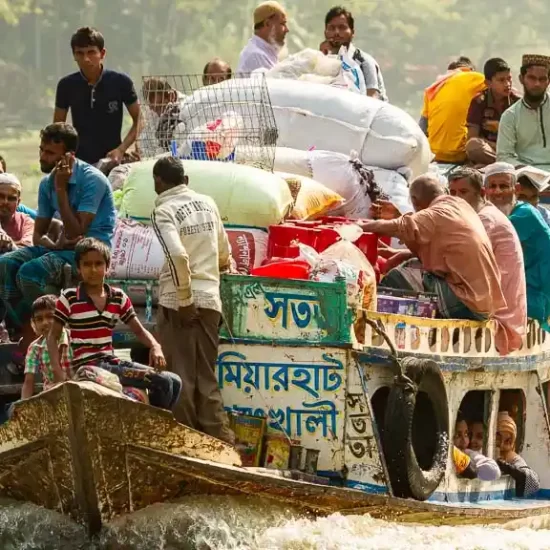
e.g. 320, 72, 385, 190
360, 174, 506, 321
452, 418, 477, 479
48, 238, 182, 411
484, 162, 550, 330
454, 415, 500, 481
516, 175, 550, 227
497, 54, 550, 170
466, 58, 520, 167
496, 411, 540, 497
448, 167, 526, 354
0, 174, 34, 252
20, 295, 72, 400
202, 58, 232, 86
419, 57, 486, 163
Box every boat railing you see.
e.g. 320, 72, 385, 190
359, 311, 550, 358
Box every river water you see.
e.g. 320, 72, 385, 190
1, 495, 550, 550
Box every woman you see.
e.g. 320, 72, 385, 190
496, 411, 540, 497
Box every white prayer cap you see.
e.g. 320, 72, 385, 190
0, 173, 21, 191
483, 162, 517, 184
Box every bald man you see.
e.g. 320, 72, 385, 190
361, 174, 505, 321
203, 58, 232, 86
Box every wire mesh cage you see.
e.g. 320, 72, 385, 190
137, 73, 277, 171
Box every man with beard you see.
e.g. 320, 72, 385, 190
497, 55, 550, 169
484, 162, 550, 330
0, 123, 116, 347
324, 6, 387, 101
237, 1, 289, 74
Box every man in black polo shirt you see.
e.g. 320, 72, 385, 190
54, 27, 140, 166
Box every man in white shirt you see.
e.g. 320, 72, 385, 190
237, 1, 289, 74
151, 156, 234, 445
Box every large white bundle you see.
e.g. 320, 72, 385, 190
180, 78, 432, 177
117, 158, 293, 228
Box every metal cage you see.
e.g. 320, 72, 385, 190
137, 73, 277, 171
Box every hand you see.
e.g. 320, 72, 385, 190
106, 148, 124, 163
54, 153, 75, 192
370, 200, 401, 221
55, 232, 83, 250
496, 459, 513, 475
378, 241, 400, 259
149, 345, 167, 371
0, 232, 15, 252
383, 250, 413, 273
52, 367, 68, 384
179, 303, 199, 325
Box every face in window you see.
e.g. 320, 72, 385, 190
516, 183, 540, 207
469, 422, 485, 452
496, 430, 515, 457
454, 420, 470, 451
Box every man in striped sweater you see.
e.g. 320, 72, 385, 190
151, 156, 234, 445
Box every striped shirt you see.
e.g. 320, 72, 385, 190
54, 284, 136, 368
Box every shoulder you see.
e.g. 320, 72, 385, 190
59, 286, 78, 303
28, 335, 46, 351
57, 72, 81, 87
510, 90, 522, 103
108, 285, 131, 303
38, 173, 53, 191
104, 69, 135, 86
471, 91, 487, 105
75, 160, 110, 186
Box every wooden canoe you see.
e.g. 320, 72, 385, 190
0, 382, 549, 536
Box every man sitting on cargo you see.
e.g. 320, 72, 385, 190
484, 162, 550, 331
419, 57, 486, 163
466, 58, 520, 167
360, 173, 506, 321
447, 167, 526, 354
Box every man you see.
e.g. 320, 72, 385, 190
237, 1, 289, 74
151, 156, 234, 445
324, 6, 387, 101
0, 174, 34, 252
54, 27, 140, 165
420, 57, 486, 163
0, 123, 116, 341
203, 58, 232, 86
484, 162, 550, 330
448, 167, 526, 354
466, 58, 521, 167
362, 173, 505, 321
497, 55, 550, 169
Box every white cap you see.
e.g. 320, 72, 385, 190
0, 173, 21, 191
484, 162, 517, 184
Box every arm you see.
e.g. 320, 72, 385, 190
359, 56, 382, 100
33, 217, 56, 248
218, 216, 232, 273
53, 78, 69, 122
46, 320, 68, 383
466, 97, 482, 141
21, 344, 39, 399
498, 458, 540, 497
496, 109, 519, 165
419, 94, 429, 136
33, 179, 55, 247
360, 218, 402, 237
466, 450, 501, 481
53, 108, 68, 123
21, 373, 35, 400
108, 77, 140, 161
151, 207, 193, 307
117, 102, 140, 155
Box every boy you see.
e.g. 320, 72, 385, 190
466, 58, 521, 166
53, 27, 140, 165
47, 238, 182, 411
516, 175, 550, 227
21, 295, 72, 400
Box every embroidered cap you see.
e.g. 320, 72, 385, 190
522, 54, 550, 69
0, 173, 21, 192
483, 162, 517, 185
254, 1, 287, 25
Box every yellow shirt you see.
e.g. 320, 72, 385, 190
422, 71, 486, 163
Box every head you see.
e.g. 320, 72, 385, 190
75, 238, 111, 287
31, 295, 57, 338
0, 173, 21, 221
39, 123, 79, 174
520, 55, 550, 103
202, 58, 232, 86
496, 411, 517, 456
153, 156, 188, 195
484, 58, 512, 98
409, 173, 446, 212
0, 155, 5, 173
517, 175, 541, 207
448, 56, 475, 71
484, 162, 517, 215
454, 416, 470, 451
142, 78, 177, 116
324, 6, 354, 54
469, 420, 485, 452
448, 168, 484, 209
254, 1, 288, 48
70, 27, 105, 76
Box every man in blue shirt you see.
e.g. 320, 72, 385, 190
0, 123, 116, 343
54, 27, 140, 166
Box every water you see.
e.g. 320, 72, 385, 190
1, 495, 550, 550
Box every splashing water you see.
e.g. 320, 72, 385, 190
1, 496, 550, 550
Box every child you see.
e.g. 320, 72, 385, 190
47, 237, 182, 411
21, 295, 72, 400
516, 175, 550, 228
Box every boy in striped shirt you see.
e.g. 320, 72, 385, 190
47, 237, 182, 410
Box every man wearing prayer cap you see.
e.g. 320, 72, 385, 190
236, 1, 289, 74
497, 54, 550, 169
484, 161, 550, 330
0, 173, 34, 253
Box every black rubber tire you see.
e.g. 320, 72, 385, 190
382, 357, 449, 500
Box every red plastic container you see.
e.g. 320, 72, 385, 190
267, 225, 320, 258
355, 232, 379, 266
315, 226, 341, 253
251, 260, 310, 280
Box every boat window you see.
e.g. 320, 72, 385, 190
371, 386, 390, 441
498, 390, 526, 452
455, 391, 492, 454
